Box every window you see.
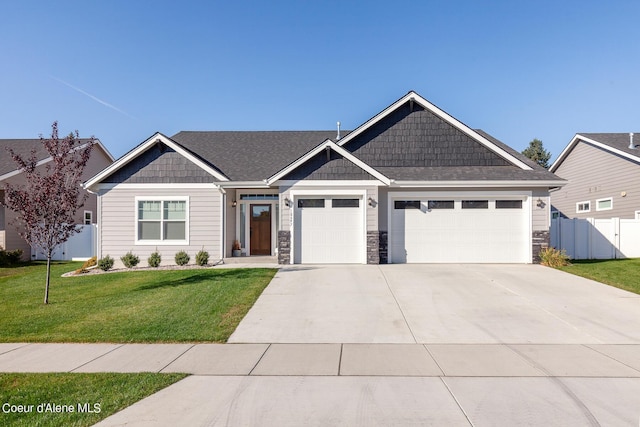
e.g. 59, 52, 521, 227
394, 200, 421, 209
596, 198, 613, 211
84, 210, 93, 225
462, 200, 488, 209
298, 199, 324, 208
137, 199, 187, 242
551, 211, 560, 219
240, 194, 278, 200
427, 200, 454, 210
495, 200, 523, 209
576, 201, 590, 213
332, 199, 359, 208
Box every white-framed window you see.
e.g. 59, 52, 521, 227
135, 197, 188, 244
596, 197, 613, 211
576, 201, 590, 213
83, 210, 93, 225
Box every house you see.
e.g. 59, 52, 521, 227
0, 138, 114, 259
83, 91, 565, 267
550, 133, 640, 220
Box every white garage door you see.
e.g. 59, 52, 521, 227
294, 196, 364, 264
390, 198, 529, 263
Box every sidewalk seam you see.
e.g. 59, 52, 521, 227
159, 343, 196, 373
439, 377, 475, 427
70, 343, 125, 372
248, 344, 271, 376
377, 266, 418, 344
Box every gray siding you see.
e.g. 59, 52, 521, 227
99, 186, 222, 267
103, 145, 214, 184
346, 102, 512, 167
551, 142, 640, 219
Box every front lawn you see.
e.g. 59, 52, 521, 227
0, 262, 276, 342
558, 258, 640, 295
0, 372, 186, 427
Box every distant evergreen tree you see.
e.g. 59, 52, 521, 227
522, 138, 551, 168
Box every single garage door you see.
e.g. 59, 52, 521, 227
390, 198, 529, 263
293, 196, 364, 264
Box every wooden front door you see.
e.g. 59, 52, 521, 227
250, 204, 271, 255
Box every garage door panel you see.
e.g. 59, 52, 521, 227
391, 197, 528, 263
294, 198, 364, 264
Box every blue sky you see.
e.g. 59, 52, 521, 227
1, 1, 639, 161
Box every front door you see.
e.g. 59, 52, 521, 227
250, 204, 271, 255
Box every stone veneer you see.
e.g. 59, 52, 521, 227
277, 230, 291, 264
366, 231, 380, 264
532, 230, 549, 264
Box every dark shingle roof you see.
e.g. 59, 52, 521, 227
0, 139, 50, 177
1, 138, 99, 178
377, 166, 561, 181
579, 133, 640, 158
171, 131, 342, 181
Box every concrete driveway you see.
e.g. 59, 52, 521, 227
229, 264, 640, 344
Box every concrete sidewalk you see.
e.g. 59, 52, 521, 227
3, 342, 640, 377
3, 343, 640, 425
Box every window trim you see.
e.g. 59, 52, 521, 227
576, 200, 591, 213
83, 210, 93, 225
595, 197, 613, 211
135, 196, 189, 245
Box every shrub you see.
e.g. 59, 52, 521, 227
0, 248, 23, 267
196, 249, 209, 266
98, 255, 115, 271
175, 250, 190, 266
148, 251, 162, 268
539, 247, 571, 268
120, 251, 140, 268
75, 256, 97, 274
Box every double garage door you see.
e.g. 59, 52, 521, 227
293, 196, 364, 264
292, 194, 530, 264
390, 197, 529, 263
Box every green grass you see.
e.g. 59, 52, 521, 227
0, 262, 276, 342
559, 258, 640, 294
0, 372, 186, 426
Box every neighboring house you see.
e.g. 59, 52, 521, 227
550, 133, 640, 220
84, 91, 565, 267
0, 138, 114, 259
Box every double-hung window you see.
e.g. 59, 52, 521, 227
137, 198, 188, 243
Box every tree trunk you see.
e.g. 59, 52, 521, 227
44, 253, 51, 305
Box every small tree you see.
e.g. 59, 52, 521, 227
522, 138, 552, 169
2, 122, 94, 304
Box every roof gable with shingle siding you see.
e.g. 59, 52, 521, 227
343, 101, 511, 168
102, 143, 215, 184
281, 150, 377, 181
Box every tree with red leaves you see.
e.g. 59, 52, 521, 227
2, 122, 94, 304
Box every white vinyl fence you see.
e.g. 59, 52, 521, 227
31, 224, 97, 261
550, 217, 640, 259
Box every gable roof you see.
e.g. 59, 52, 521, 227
84, 91, 565, 188
0, 138, 113, 181
336, 91, 534, 171
83, 132, 229, 189
267, 139, 391, 185
550, 133, 640, 172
